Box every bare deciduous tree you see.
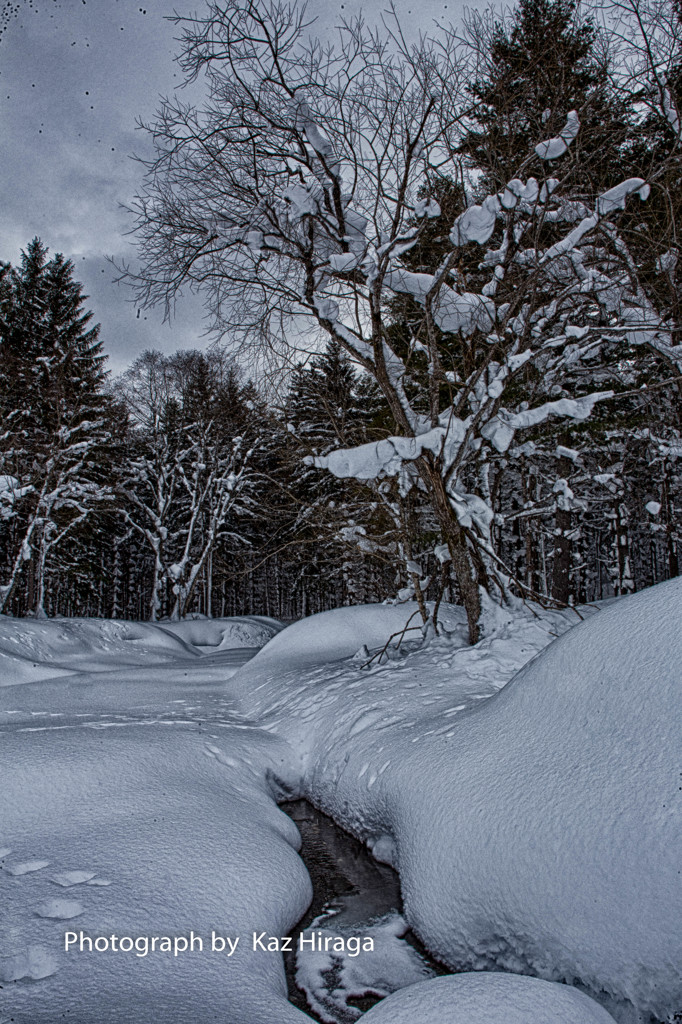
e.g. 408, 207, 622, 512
120, 0, 678, 640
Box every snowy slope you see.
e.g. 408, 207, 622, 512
388, 579, 682, 1021
235, 583, 682, 1021
1, 586, 680, 1023
0, 649, 310, 1023
239, 601, 466, 676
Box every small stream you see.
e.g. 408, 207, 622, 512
280, 799, 449, 1021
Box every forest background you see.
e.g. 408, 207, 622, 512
1, 0, 681, 631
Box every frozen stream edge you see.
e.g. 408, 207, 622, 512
279, 799, 448, 1021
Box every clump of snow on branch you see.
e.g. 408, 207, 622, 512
534, 110, 580, 159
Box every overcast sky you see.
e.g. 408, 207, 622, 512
1, 0, 471, 373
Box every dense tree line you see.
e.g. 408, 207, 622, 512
1, 0, 681, 627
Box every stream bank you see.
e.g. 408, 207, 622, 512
280, 799, 449, 1022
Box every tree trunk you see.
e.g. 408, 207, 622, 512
612, 500, 634, 596
663, 462, 679, 579
552, 506, 571, 605
417, 455, 482, 644
551, 456, 573, 605
32, 528, 49, 619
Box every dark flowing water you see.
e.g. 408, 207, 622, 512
280, 799, 448, 1021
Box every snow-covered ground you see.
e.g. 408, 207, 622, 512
1, 584, 680, 1023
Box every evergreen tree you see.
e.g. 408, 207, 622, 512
285, 342, 393, 608
460, 0, 629, 191
0, 239, 120, 616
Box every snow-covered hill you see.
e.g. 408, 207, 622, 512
1, 585, 680, 1023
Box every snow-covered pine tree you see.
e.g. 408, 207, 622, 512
284, 341, 393, 609
455, 0, 681, 604
0, 239, 120, 616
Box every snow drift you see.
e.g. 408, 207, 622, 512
239, 601, 466, 677
395, 577, 682, 1020
2, 582, 680, 1023
362, 973, 618, 1023
153, 615, 282, 651
265, 579, 682, 1021
0, 614, 282, 682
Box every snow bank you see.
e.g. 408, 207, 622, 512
0, 615, 283, 683
362, 973, 617, 1023
3, 583, 680, 1023
239, 602, 466, 677
0, 617, 193, 681
0, 701, 312, 1023
392, 579, 682, 1020
0, 646, 73, 686
155, 615, 282, 651
236, 581, 681, 1021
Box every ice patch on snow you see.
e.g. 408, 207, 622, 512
35, 898, 83, 919
0, 944, 58, 982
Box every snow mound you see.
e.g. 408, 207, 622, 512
0, 615, 283, 683
239, 603, 466, 676
0, 723, 313, 1023
362, 973, 617, 1023
158, 615, 282, 651
393, 578, 682, 1020
0, 646, 72, 686
0, 616, 195, 679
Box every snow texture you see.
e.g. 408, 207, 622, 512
596, 178, 649, 216
239, 602, 463, 676
234, 582, 682, 1021
450, 195, 501, 246
384, 270, 495, 336
312, 426, 456, 481
1, 584, 680, 1023
482, 391, 613, 453
362, 972, 618, 1023
0, 614, 281, 683
0, 619, 312, 1023
296, 912, 434, 1023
